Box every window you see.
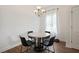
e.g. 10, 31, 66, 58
45, 11, 57, 35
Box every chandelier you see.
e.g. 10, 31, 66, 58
34, 6, 46, 17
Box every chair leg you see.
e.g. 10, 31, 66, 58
46, 49, 54, 53
26, 46, 29, 52
27, 46, 31, 53
53, 43, 55, 53
45, 45, 55, 53
20, 45, 23, 53
45, 48, 54, 53
20, 46, 31, 53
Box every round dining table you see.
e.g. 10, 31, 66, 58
28, 32, 50, 52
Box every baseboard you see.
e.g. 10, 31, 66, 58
0, 43, 21, 53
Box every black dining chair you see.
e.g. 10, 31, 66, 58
41, 36, 56, 53
20, 36, 34, 53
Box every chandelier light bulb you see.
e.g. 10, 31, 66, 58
34, 6, 46, 17
42, 9, 46, 13
34, 10, 38, 14
36, 6, 42, 10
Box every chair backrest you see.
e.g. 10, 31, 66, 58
44, 31, 51, 40
48, 36, 56, 46
27, 31, 33, 39
27, 31, 33, 34
45, 31, 51, 34
20, 36, 28, 46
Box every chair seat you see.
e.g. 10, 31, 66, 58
26, 40, 34, 46
42, 40, 49, 46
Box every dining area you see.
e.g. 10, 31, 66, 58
19, 31, 56, 53
0, 1, 79, 59
18, 6, 57, 53
1, 5, 79, 53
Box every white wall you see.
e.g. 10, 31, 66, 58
0, 6, 40, 52
57, 6, 75, 48
57, 6, 72, 48
58, 6, 71, 42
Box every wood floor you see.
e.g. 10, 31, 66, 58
3, 41, 79, 53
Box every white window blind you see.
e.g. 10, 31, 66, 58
45, 10, 57, 35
